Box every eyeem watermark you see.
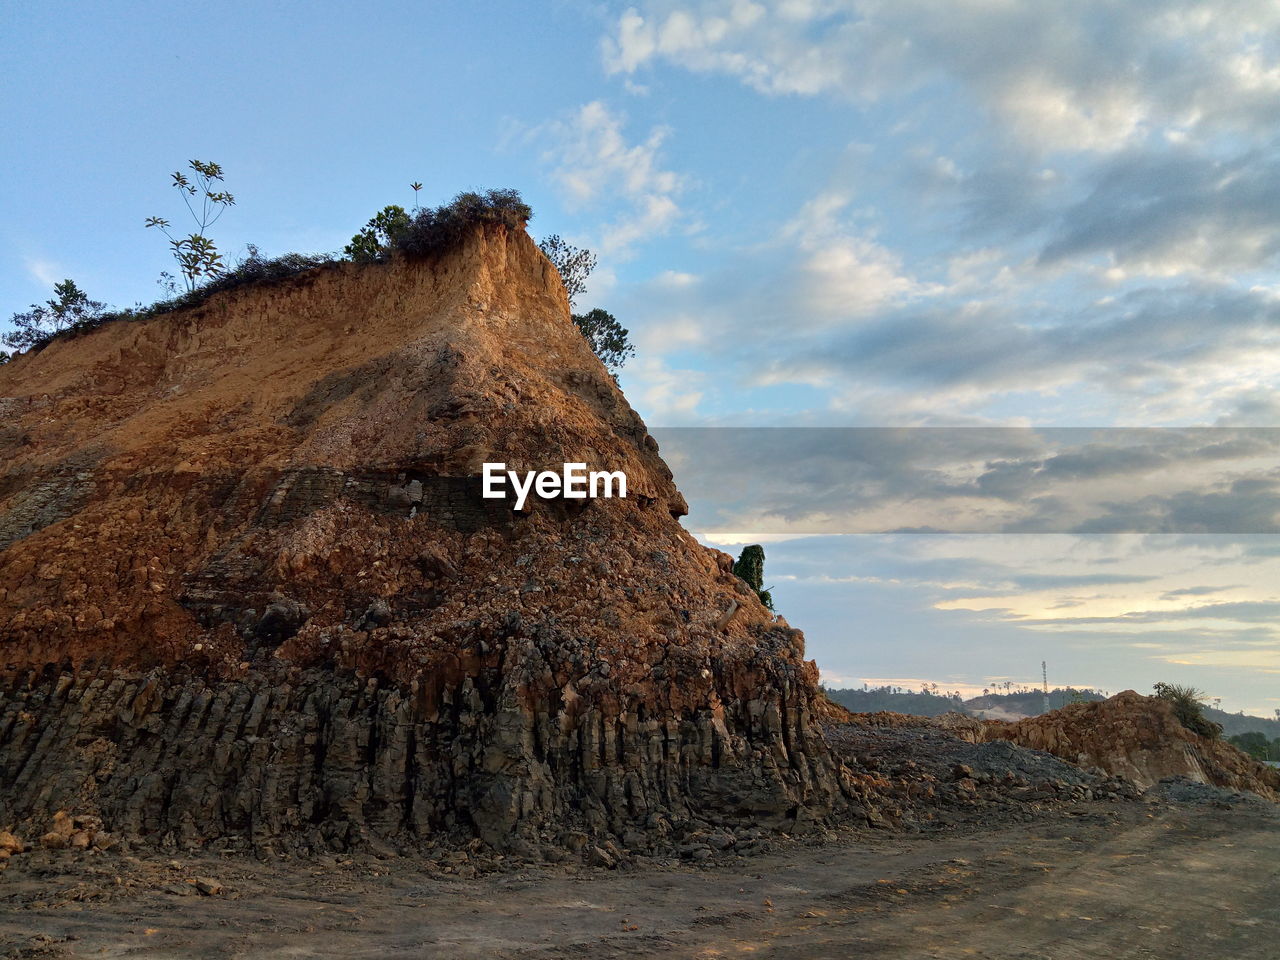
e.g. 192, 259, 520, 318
482, 462, 627, 511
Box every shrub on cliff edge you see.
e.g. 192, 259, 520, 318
539, 234, 596, 307
733, 544, 776, 611
394, 189, 533, 258
344, 189, 532, 263
1154, 682, 1222, 739
137, 246, 339, 321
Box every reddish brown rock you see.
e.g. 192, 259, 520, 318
0, 223, 853, 853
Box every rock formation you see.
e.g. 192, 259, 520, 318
982, 691, 1280, 799
0, 223, 852, 855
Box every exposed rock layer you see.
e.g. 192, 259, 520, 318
0, 225, 849, 850
0, 663, 845, 854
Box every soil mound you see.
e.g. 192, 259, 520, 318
0, 224, 850, 855
983, 691, 1280, 799
822, 711, 1141, 830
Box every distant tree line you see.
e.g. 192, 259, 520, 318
822, 685, 967, 718
1199, 703, 1280, 740
1227, 731, 1280, 762
971, 687, 1107, 713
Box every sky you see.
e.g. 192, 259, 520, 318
3, 1, 1280, 715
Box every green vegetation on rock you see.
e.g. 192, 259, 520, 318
4, 183, 537, 358
345, 205, 412, 263
1153, 682, 1222, 740
732, 544, 775, 611
2, 280, 107, 352
571, 308, 635, 376
536, 234, 636, 376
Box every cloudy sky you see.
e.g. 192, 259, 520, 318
4, 1, 1279, 713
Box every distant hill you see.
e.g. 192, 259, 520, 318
1205, 707, 1280, 740
824, 684, 1280, 739
967, 688, 1106, 718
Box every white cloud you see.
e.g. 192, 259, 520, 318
539, 100, 685, 256
653, 269, 699, 288
633, 313, 706, 354
24, 257, 62, 288
592, 5, 1280, 427
782, 192, 937, 319
604, 1, 1280, 154
993, 75, 1148, 153
619, 354, 707, 422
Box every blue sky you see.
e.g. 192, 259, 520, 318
4, 1, 1280, 714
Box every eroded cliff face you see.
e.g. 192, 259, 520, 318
983, 692, 1280, 798
0, 225, 854, 853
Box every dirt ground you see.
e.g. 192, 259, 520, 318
2, 795, 1276, 959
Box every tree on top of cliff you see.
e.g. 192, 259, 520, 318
145, 160, 236, 293
3, 279, 107, 352
345, 205, 412, 263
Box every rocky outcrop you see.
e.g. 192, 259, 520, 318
982, 691, 1280, 799
0, 223, 853, 853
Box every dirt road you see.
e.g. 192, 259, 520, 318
3, 798, 1276, 959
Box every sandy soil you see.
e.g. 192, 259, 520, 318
3, 796, 1275, 959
